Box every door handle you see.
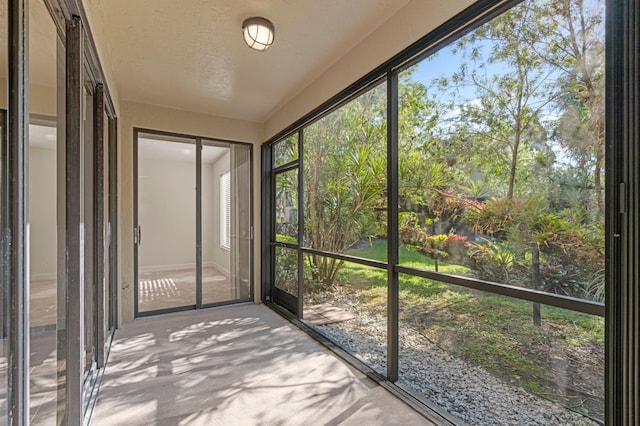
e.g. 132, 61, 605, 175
135, 224, 142, 246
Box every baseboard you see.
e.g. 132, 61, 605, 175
140, 262, 230, 277
31, 272, 57, 281
139, 263, 196, 273
206, 261, 230, 277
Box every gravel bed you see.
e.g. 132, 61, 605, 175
311, 307, 600, 426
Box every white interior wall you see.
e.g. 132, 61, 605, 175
205, 150, 231, 275
28, 80, 57, 281
138, 154, 196, 271
29, 145, 57, 279
138, 144, 233, 274
201, 156, 215, 268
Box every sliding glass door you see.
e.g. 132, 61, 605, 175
135, 130, 253, 316
136, 133, 197, 313
201, 141, 252, 305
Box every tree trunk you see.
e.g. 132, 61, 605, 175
507, 97, 523, 200
593, 133, 605, 217
531, 245, 542, 326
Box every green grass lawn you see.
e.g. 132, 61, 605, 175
329, 239, 605, 419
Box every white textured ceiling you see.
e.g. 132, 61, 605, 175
88, 0, 410, 123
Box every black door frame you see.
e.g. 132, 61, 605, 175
133, 127, 254, 318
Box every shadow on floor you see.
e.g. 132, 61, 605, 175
93, 304, 433, 426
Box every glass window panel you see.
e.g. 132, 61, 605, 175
220, 170, 231, 250
275, 169, 298, 243
202, 142, 252, 304
303, 255, 387, 376
274, 246, 298, 296
29, 0, 63, 421
83, 86, 97, 387
103, 110, 111, 336
137, 135, 196, 312
303, 82, 387, 258
273, 134, 298, 168
0, 0, 6, 419
398, 273, 604, 424
397, 0, 605, 303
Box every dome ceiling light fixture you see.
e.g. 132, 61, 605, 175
242, 17, 275, 51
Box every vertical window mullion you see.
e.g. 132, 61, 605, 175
196, 138, 202, 308
387, 71, 399, 382
93, 83, 105, 369
297, 130, 304, 318
62, 15, 84, 424
6, 0, 29, 422
261, 144, 273, 302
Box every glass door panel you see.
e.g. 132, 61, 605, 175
229, 144, 252, 301
137, 135, 196, 312
275, 169, 298, 243
272, 148, 299, 313
201, 142, 252, 305
274, 246, 298, 296
83, 86, 97, 387
28, 0, 63, 420
0, 0, 6, 419
0, 109, 5, 424
103, 110, 111, 336
201, 144, 231, 303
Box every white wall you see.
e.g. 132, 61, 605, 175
138, 146, 234, 275
29, 145, 57, 279
138, 154, 196, 271
204, 150, 231, 275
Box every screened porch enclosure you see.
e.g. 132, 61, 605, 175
265, 0, 608, 423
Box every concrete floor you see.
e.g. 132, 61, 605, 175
92, 304, 435, 426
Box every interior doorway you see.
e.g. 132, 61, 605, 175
134, 129, 253, 316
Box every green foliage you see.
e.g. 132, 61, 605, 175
298, 0, 606, 302
274, 246, 298, 295
468, 239, 517, 282
297, 0, 607, 418
586, 269, 605, 303
273, 134, 298, 168
459, 196, 604, 299
304, 84, 387, 288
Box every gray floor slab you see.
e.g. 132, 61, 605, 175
92, 304, 435, 426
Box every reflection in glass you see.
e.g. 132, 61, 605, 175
273, 134, 298, 168
303, 255, 387, 376
202, 142, 252, 304
0, 1, 5, 418
398, 274, 604, 424
274, 246, 298, 296
397, 0, 605, 305
83, 87, 97, 391
103, 110, 111, 338
29, 0, 61, 421
138, 135, 196, 311
275, 169, 298, 243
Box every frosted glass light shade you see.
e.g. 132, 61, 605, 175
242, 17, 275, 51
